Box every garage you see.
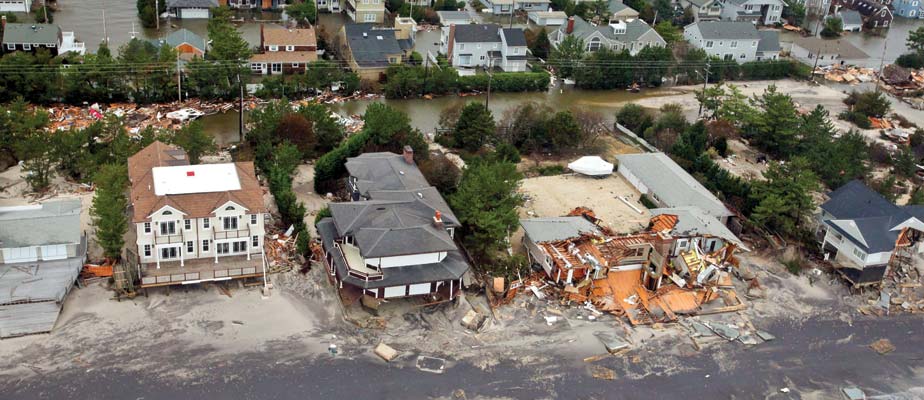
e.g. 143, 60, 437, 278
383, 285, 406, 298
179, 8, 211, 19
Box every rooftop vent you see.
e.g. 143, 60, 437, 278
363, 32, 368, 37
186, 171, 195, 177
376, 35, 383, 40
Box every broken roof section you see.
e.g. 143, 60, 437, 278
520, 216, 602, 243
650, 207, 749, 251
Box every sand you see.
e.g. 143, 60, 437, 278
291, 163, 332, 237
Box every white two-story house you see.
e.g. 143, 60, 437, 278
719, 0, 784, 24
441, 24, 528, 72
818, 180, 924, 288
684, 21, 780, 62
128, 141, 268, 288
552, 16, 666, 56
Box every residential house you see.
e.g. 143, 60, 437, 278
831, 0, 892, 29
344, 0, 385, 23
817, 180, 924, 288
1, 20, 85, 56
719, 0, 784, 24
0, 0, 30, 12
755, 30, 780, 60
0, 200, 85, 338
127, 141, 268, 288
221, 0, 282, 9
250, 24, 318, 75
607, 0, 641, 21
649, 207, 748, 256
316, 148, 471, 301
833, 8, 865, 30
683, 21, 778, 63
616, 152, 737, 226
528, 10, 568, 26
481, 0, 514, 13
316, 0, 342, 12
441, 24, 529, 72
340, 23, 411, 80
789, 36, 869, 67
680, 0, 724, 21
892, 0, 923, 18
551, 16, 666, 56
516, 0, 553, 12
437, 10, 476, 26
155, 28, 207, 61
167, 0, 219, 19
520, 216, 607, 284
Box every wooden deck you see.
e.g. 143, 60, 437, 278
139, 255, 264, 288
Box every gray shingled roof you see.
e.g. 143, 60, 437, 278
650, 207, 748, 250
793, 37, 868, 60
344, 24, 402, 68
607, 0, 636, 14
329, 199, 458, 258
756, 30, 780, 53
616, 152, 733, 219
437, 10, 474, 23
839, 9, 863, 26
317, 218, 468, 289
366, 186, 460, 226
520, 217, 601, 243
164, 28, 206, 51
453, 24, 502, 43
820, 180, 921, 253
346, 152, 430, 197
558, 16, 660, 44
0, 199, 82, 248
502, 28, 527, 46
690, 21, 760, 40
1, 23, 61, 45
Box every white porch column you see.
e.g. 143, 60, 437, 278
449, 279, 454, 301
156, 248, 161, 269
180, 244, 185, 267
215, 243, 219, 264
246, 238, 251, 261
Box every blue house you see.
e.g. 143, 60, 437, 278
892, 0, 924, 18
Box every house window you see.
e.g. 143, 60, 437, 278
203, 218, 210, 229
459, 43, 465, 50
269, 45, 278, 52
250, 214, 257, 225
187, 241, 194, 253
23, 43, 31, 50
480, 55, 485, 60
724, 54, 733, 60
160, 221, 176, 235
251, 63, 263, 72
144, 222, 151, 233
364, 13, 376, 22
217, 242, 230, 254
233, 241, 247, 253
363, 0, 369, 4
184, 219, 191, 230
739, 53, 745, 59
163, 210, 173, 215
160, 247, 179, 260
705, 40, 714, 48
144, 244, 152, 257
286, 45, 294, 51
514, 47, 520, 54
588, 38, 602, 51
291, 63, 299, 68
271, 63, 282, 73
223, 216, 238, 230
252, 235, 259, 247
730, 41, 737, 48
5, 44, 13, 50
202, 240, 210, 252
852, 247, 866, 261
47, 43, 55, 48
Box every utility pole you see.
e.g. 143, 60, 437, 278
697, 60, 710, 118
811, 43, 824, 83
177, 53, 182, 101
485, 57, 493, 110
238, 73, 245, 142
102, 8, 109, 45
43, 0, 48, 23
508, 5, 514, 28
876, 39, 888, 93
156, 0, 160, 30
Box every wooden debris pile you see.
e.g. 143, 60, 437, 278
814, 65, 877, 85
265, 231, 298, 274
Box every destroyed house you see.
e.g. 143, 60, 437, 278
649, 207, 749, 256
0, 199, 86, 338
317, 149, 470, 300
127, 141, 268, 288
818, 180, 924, 287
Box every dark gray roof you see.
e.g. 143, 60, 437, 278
453, 24, 502, 43
689, 21, 760, 40
616, 152, 733, 218
756, 30, 780, 53
366, 186, 460, 226
344, 24, 403, 68
520, 217, 601, 243
164, 28, 206, 51
317, 218, 469, 289
437, 10, 474, 23
1, 23, 61, 45
838, 9, 863, 26
346, 152, 430, 196
608, 0, 634, 13
329, 199, 458, 258
820, 180, 919, 253
0, 200, 82, 248
792, 37, 868, 60
558, 16, 661, 44
502, 28, 527, 46
167, 0, 218, 7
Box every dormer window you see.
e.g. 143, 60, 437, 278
269, 45, 278, 52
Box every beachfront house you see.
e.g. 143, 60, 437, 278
0, 199, 86, 338
440, 24, 529, 72
316, 148, 471, 301
127, 141, 268, 289
551, 16, 666, 56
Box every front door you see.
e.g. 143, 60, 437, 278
160, 247, 179, 260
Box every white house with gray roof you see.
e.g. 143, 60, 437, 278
441, 24, 528, 72
552, 16, 666, 56
0, 199, 86, 338
680, 0, 724, 21
317, 148, 470, 301
683, 21, 779, 62
719, 0, 784, 24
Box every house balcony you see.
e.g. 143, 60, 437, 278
338, 242, 384, 281
60, 32, 86, 55
213, 225, 252, 240
138, 253, 265, 288
154, 232, 186, 245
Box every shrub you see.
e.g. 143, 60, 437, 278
314, 206, 332, 224
839, 110, 872, 129
896, 52, 924, 69
537, 164, 565, 176
639, 194, 657, 209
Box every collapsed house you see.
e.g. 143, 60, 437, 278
519, 208, 746, 325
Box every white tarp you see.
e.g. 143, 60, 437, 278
568, 156, 613, 176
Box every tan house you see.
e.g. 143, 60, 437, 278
345, 0, 385, 23
340, 22, 413, 81
250, 24, 318, 75
127, 141, 268, 288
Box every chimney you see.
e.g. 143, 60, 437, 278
402, 145, 414, 164
566, 17, 575, 34
447, 24, 456, 62
433, 210, 444, 229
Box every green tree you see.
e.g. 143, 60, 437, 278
530, 29, 552, 60
298, 103, 345, 153
821, 17, 843, 38
550, 35, 585, 79
91, 164, 129, 260
453, 103, 496, 152
18, 131, 56, 192
750, 157, 818, 234
547, 111, 582, 150
847, 91, 891, 118
171, 121, 216, 164
696, 83, 726, 120
448, 160, 524, 261
653, 0, 673, 22
782, 0, 805, 26
746, 85, 800, 159
34, 6, 53, 23
136, 0, 165, 28
716, 84, 753, 125
615, 103, 653, 134
286, 0, 318, 24
208, 7, 252, 61
654, 21, 682, 44
909, 187, 924, 205
907, 26, 924, 53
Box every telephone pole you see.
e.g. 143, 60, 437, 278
485, 58, 494, 110
238, 73, 245, 142
176, 53, 182, 101
697, 60, 710, 118
155, 0, 160, 30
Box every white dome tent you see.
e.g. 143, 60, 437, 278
567, 156, 614, 177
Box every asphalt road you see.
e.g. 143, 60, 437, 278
4, 315, 924, 399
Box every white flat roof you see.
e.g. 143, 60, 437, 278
152, 163, 241, 196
